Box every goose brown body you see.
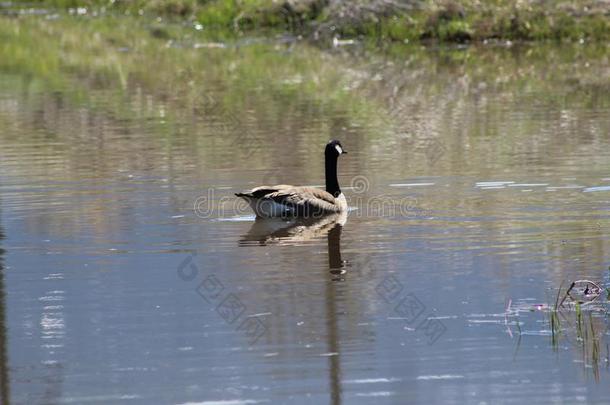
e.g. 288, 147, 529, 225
236, 185, 347, 218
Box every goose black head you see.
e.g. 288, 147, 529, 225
325, 139, 347, 157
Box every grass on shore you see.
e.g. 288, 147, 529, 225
17, 0, 610, 43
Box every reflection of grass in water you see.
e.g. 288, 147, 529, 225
1, 13, 609, 173
0, 15, 389, 158
2, 14, 608, 132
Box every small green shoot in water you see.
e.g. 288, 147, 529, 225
575, 302, 583, 340
550, 283, 564, 350
550, 310, 560, 350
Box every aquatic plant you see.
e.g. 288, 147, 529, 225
507, 278, 610, 378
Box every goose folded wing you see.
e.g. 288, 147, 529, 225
237, 185, 293, 198
267, 187, 339, 213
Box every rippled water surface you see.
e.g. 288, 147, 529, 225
1, 14, 610, 405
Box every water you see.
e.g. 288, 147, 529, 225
1, 14, 610, 404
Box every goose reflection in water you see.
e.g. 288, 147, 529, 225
239, 211, 348, 404
239, 211, 349, 280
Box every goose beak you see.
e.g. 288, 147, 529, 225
342, 149, 347, 155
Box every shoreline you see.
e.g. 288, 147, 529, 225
11, 0, 610, 43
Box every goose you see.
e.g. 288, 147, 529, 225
235, 140, 348, 218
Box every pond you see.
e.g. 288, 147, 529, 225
1, 14, 610, 404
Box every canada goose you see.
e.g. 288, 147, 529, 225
235, 140, 348, 218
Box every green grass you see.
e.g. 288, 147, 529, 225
0, 13, 392, 156
0, 10, 608, 157
8, 0, 610, 43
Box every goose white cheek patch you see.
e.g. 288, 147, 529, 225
335, 145, 343, 154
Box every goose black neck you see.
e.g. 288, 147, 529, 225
325, 152, 341, 197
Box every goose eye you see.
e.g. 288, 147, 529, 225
335, 145, 343, 154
